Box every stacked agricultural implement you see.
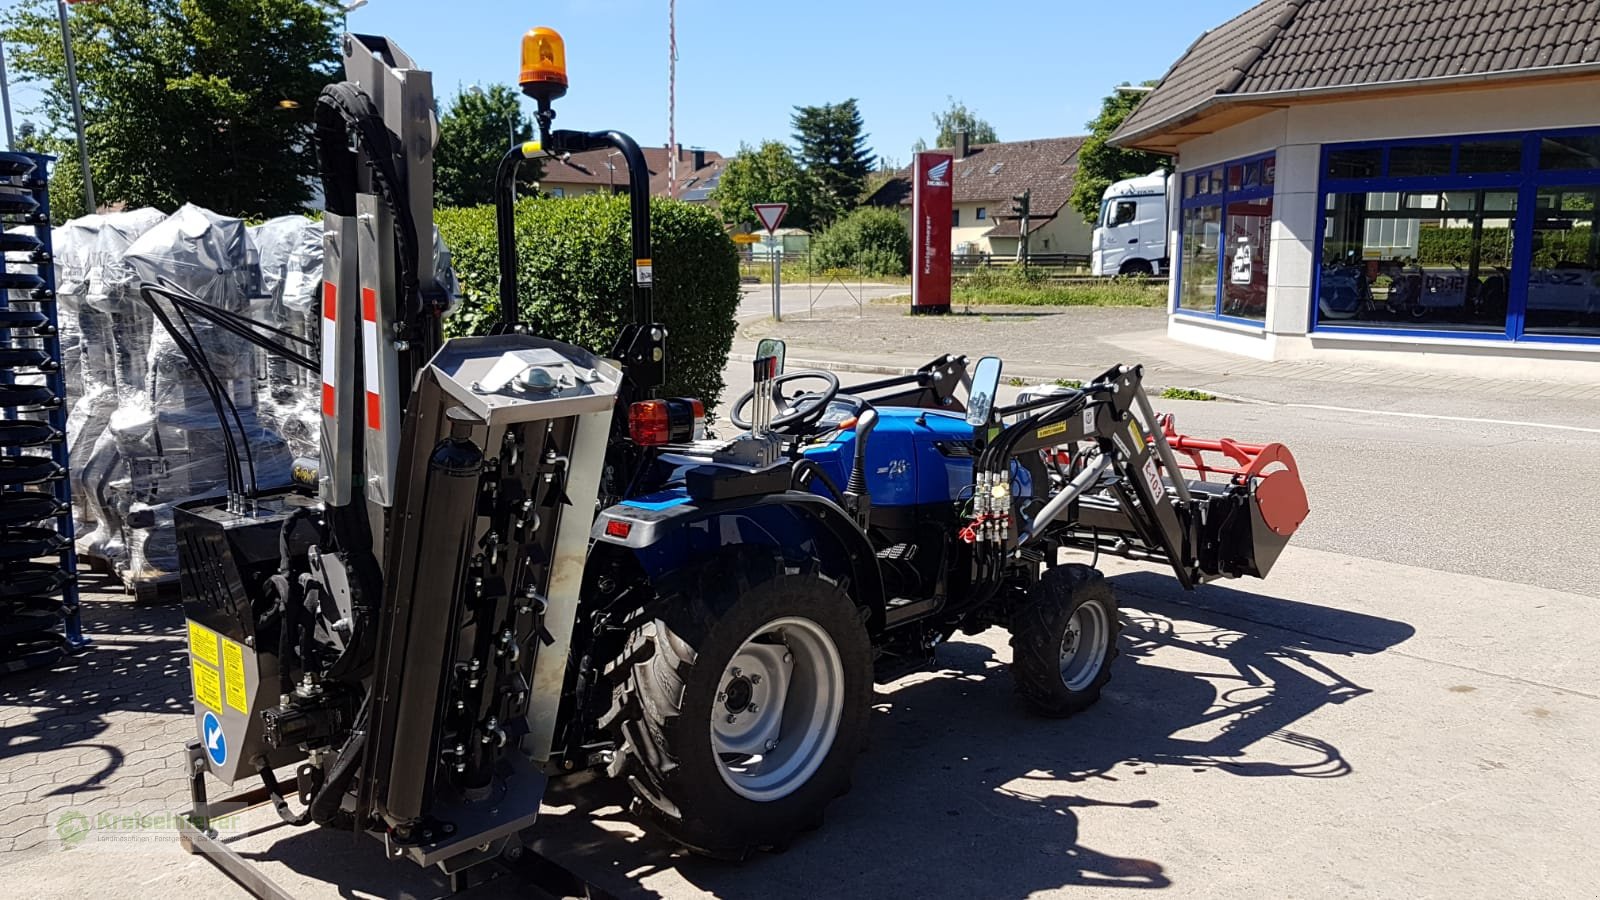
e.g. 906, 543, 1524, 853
0, 151, 86, 672
52, 206, 449, 601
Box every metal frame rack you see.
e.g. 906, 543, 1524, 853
0, 151, 86, 673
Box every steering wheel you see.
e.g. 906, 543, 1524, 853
729, 370, 841, 434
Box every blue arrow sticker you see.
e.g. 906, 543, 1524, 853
202, 711, 227, 766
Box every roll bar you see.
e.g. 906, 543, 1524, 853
494, 130, 654, 330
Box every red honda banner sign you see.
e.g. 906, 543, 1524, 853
911, 151, 953, 314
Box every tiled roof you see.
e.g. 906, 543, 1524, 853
539, 145, 726, 198
867, 136, 1086, 232
1114, 0, 1600, 146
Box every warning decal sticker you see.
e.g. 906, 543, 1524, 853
193, 662, 222, 713
222, 640, 248, 713
188, 620, 220, 667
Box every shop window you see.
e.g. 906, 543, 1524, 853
1179, 154, 1274, 322
1539, 134, 1600, 172
1179, 204, 1221, 313
1223, 196, 1271, 321
1387, 144, 1453, 177
1327, 148, 1382, 179
1318, 189, 1515, 332
1458, 140, 1523, 174
1525, 185, 1600, 337
1319, 128, 1600, 342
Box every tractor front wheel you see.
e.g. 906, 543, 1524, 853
1009, 564, 1120, 717
605, 559, 872, 858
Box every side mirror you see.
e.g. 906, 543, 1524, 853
755, 338, 786, 375
965, 356, 1002, 426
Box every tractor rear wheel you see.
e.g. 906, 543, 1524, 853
1009, 564, 1120, 717
605, 558, 872, 858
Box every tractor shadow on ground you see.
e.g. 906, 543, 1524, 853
521, 574, 1415, 899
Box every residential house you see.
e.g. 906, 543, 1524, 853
867, 133, 1093, 259
536, 145, 726, 201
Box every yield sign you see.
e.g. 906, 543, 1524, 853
752, 203, 788, 234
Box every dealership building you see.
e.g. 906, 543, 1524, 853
1114, 0, 1600, 377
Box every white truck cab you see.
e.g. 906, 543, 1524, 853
1091, 170, 1170, 277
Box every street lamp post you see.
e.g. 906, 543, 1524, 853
342, 0, 368, 29
56, 0, 94, 211
606, 150, 622, 192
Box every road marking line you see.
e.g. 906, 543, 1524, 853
1277, 402, 1600, 435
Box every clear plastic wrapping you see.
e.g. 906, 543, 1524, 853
61, 207, 457, 584
249, 215, 323, 462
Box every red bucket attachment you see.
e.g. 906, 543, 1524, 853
1157, 415, 1309, 578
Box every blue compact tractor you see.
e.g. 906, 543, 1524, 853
171, 27, 1309, 891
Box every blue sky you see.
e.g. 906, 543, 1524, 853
344, 0, 1254, 163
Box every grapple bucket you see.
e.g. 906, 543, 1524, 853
1158, 415, 1309, 579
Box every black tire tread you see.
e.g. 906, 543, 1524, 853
1009, 564, 1120, 718
605, 554, 871, 859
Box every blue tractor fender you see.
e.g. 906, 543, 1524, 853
592, 489, 888, 632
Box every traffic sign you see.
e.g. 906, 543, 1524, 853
752, 203, 788, 234
732, 233, 761, 244
202, 710, 227, 766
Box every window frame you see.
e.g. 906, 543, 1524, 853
1176, 149, 1276, 327
1312, 125, 1600, 345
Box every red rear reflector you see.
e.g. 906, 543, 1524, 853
605, 519, 632, 538
629, 400, 672, 446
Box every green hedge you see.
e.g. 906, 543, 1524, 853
810, 206, 911, 276
1416, 225, 1594, 268
437, 194, 742, 406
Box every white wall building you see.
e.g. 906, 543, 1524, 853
1114, 0, 1600, 379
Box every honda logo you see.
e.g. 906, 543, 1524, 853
926, 160, 950, 187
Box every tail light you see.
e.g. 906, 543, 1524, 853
628, 398, 706, 446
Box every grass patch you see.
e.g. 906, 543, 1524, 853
951, 278, 1167, 308
1159, 387, 1216, 401
1053, 378, 1084, 389
739, 260, 909, 285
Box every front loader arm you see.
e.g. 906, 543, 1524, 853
968, 364, 1306, 589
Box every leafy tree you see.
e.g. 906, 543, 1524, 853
913, 96, 998, 153
1070, 83, 1170, 224
791, 99, 874, 226
1, 0, 338, 219
435, 84, 535, 208
709, 140, 819, 230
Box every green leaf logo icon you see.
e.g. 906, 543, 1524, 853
56, 811, 91, 848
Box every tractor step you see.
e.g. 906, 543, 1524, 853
876, 543, 918, 561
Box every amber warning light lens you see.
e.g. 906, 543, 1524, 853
519, 27, 568, 102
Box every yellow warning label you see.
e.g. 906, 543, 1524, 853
188, 621, 220, 667
1036, 421, 1067, 440
193, 661, 223, 713
222, 640, 248, 713
1127, 418, 1144, 449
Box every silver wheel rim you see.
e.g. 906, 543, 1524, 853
710, 615, 844, 802
1059, 601, 1110, 692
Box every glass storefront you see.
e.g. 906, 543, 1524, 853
1316, 128, 1600, 341
1178, 154, 1274, 323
